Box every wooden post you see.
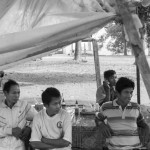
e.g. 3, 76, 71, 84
92, 39, 101, 88
136, 65, 141, 104
115, 0, 150, 99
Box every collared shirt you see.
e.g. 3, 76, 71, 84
99, 99, 143, 150
0, 100, 37, 150
96, 85, 117, 105
30, 108, 72, 150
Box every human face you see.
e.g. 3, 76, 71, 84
4, 85, 20, 106
108, 74, 117, 86
45, 97, 61, 116
117, 88, 134, 106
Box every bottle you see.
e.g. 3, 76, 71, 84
61, 94, 66, 109
75, 100, 79, 115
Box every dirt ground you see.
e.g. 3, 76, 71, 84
3, 54, 150, 106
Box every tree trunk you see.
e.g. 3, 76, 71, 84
74, 41, 82, 60
92, 40, 101, 88
124, 40, 127, 56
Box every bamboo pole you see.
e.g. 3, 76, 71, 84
92, 39, 101, 88
136, 65, 141, 104
115, 0, 150, 99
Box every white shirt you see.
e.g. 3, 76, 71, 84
30, 108, 72, 150
0, 100, 37, 150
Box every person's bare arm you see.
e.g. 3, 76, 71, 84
30, 141, 55, 150
41, 137, 70, 148
95, 105, 112, 138
137, 112, 150, 146
96, 83, 110, 105
103, 81, 111, 103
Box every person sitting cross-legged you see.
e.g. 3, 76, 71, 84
96, 77, 150, 150
30, 87, 72, 150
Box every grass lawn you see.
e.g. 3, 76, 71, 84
4, 54, 150, 106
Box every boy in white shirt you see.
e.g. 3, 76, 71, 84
30, 87, 72, 150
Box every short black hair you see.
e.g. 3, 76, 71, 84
3, 79, 19, 93
0, 71, 4, 78
115, 77, 135, 94
104, 70, 116, 79
42, 87, 61, 105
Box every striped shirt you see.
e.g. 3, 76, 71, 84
0, 100, 37, 150
99, 99, 143, 150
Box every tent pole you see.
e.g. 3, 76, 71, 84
92, 39, 101, 89
116, 0, 150, 100
136, 65, 141, 104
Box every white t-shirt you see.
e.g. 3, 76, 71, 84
30, 108, 72, 150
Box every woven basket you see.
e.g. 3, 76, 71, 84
72, 126, 105, 150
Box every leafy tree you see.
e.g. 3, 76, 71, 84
137, 5, 150, 54
100, 4, 150, 55
102, 22, 131, 54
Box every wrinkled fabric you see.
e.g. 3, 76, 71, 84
0, 0, 116, 70
0, 0, 105, 34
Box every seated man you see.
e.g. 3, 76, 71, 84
0, 79, 37, 150
96, 77, 150, 150
30, 87, 72, 150
96, 70, 117, 106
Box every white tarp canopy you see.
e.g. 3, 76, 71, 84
0, 0, 149, 70
0, 0, 116, 70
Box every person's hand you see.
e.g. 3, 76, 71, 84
139, 127, 150, 146
34, 103, 43, 112
95, 113, 107, 126
41, 137, 48, 144
103, 80, 110, 92
99, 122, 113, 138
20, 126, 31, 142
12, 127, 22, 139
59, 133, 64, 139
